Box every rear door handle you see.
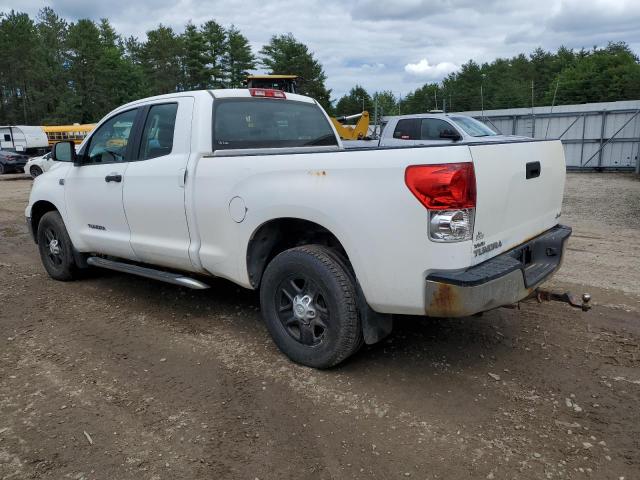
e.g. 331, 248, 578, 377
526, 161, 541, 179
105, 173, 122, 183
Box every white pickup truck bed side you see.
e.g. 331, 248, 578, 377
26, 89, 570, 368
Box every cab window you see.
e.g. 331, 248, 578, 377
392, 119, 420, 140
139, 103, 178, 160
213, 99, 337, 150
420, 119, 457, 140
84, 109, 137, 164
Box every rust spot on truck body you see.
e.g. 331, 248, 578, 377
308, 170, 327, 176
429, 283, 460, 317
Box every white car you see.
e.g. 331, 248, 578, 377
24, 152, 54, 178
26, 88, 570, 368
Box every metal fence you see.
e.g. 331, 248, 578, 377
454, 100, 640, 171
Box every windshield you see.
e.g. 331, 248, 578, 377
450, 116, 497, 137
214, 99, 337, 150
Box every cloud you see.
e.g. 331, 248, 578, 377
404, 59, 459, 80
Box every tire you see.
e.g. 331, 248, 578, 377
30, 166, 43, 178
0, 163, 5, 175
36, 211, 80, 281
260, 245, 362, 369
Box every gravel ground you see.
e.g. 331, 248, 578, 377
0, 172, 639, 480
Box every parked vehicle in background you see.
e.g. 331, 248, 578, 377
0, 125, 49, 156
0, 150, 29, 174
25, 152, 54, 178
343, 113, 528, 148
42, 124, 95, 147
27, 89, 570, 368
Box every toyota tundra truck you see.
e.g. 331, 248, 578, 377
26, 88, 570, 368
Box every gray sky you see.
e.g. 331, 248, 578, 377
3, 0, 639, 100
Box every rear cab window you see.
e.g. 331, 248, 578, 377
213, 98, 337, 150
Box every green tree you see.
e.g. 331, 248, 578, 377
553, 42, 640, 104
259, 33, 331, 111
372, 91, 397, 117
399, 83, 442, 114
0, 11, 42, 123
201, 20, 226, 88
335, 85, 372, 116
224, 25, 255, 88
141, 25, 183, 94
64, 19, 105, 122
35, 7, 68, 123
181, 22, 208, 90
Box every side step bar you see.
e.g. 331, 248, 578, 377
87, 257, 210, 290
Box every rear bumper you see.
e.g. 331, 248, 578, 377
425, 225, 571, 317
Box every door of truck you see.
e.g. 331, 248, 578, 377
64, 108, 140, 260
122, 97, 195, 271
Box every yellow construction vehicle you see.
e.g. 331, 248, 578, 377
330, 111, 370, 141
245, 75, 299, 93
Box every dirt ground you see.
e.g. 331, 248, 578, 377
1, 172, 639, 480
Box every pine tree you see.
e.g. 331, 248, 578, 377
201, 20, 226, 88
259, 33, 332, 111
182, 22, 208, 90
335, 85, 372, 116
141, 25, 183, 94
224, 25, 255, 88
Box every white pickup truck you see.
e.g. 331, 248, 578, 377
26, 88, 570, 368
344, 113, 528, 149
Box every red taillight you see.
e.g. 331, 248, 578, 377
249, 88, 286, 99
405, 163, 476, 210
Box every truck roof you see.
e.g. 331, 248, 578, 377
210, 89, 315, 104
115, 89, 316, 112
382, 113, 462, 122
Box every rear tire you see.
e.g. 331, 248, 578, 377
37, 211, 80, 281
260, 245, 362, 369
30, 166, 43, 178
0, 163, 5, 175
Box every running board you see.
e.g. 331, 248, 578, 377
87, 257, 210, 290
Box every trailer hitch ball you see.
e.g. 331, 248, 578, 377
535, 289, 592, 311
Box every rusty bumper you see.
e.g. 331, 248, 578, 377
425, 225, 572, 317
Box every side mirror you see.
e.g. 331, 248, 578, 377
440, 129, 462, 141
51, 141, 77, 163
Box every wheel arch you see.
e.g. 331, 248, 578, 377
246, 217, 353, 289
30, 200, 59, 244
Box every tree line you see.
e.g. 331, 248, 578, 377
1, 7, 639, 125
335, 43, 640, 117
0, 8, 331, 124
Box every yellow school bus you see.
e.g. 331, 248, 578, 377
41, 124, 95, 146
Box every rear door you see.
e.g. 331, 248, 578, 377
469, 140, 566, 265
123, 97, 195, 270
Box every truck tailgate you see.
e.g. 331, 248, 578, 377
469, 140, 566, 265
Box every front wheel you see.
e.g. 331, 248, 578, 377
30, 166, 43, 178
36, 211, 81, 281
260, 245, 362, 368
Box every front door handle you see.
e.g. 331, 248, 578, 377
105, 173, 122, 183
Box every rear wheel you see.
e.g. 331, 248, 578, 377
0, 163, 5, 175
260, 245, 362, 369
30, 166, 43, 178
37, 211, 80, 281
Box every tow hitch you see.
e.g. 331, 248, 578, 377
534, 289, 592, 311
